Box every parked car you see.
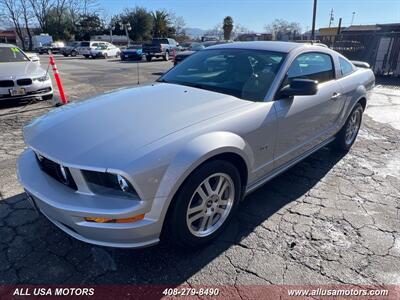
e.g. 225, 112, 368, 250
60, 41, 82, 57
78, 41, 116, 58
17, 41, 374, 249
120, 45, 143, 61
37, 41, 64, 54
173, 41, 229, 66
90, 43, 121, 59
142, 38, 179, 61
0, 44, 53, 102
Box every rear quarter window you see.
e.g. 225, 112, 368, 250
339, 57, 355, 76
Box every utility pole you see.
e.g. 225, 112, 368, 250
328, 8, 334, 28
337, 18, 342, 35
311, 0, 317, 41
351, 12, 356, 25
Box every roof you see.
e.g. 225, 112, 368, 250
0, 43, 17, 47
207, 41, 303, 53
342, 25, 380, 32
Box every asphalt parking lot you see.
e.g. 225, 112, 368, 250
0, 55, 399, 291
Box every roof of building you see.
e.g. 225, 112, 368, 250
342, 25, 380, 32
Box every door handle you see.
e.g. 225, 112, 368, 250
331, 92, 341, 100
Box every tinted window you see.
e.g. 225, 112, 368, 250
287, 52, 334, 83
81, 42, 90, 47
160, 49, 286, 101
339, 57, 354, 76
153, 38, 169, 44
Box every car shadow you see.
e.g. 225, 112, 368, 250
0, 146, 345, 285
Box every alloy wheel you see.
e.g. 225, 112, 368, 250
186, 173, 235, 237
345, 108, 361, 145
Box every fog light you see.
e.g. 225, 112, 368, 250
117, 175, 130, 192
84, 213, 145, 223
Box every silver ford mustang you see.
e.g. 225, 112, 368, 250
17, 42, 375, 248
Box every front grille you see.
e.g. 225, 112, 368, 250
35, 154, 78, 190
17, 78, 32, 86
0, 80, 14, 87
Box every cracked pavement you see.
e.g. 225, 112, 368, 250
0, 57, 399, 290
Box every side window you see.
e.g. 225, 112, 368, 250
287, 52, 335, 83
339, 57, 354, 76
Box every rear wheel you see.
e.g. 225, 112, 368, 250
165, 160, 241, 248
71, 50, 77, 57
163, 51, 169, 61
332, 103, 363, 152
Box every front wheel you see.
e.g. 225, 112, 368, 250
332, 103, 363, 152
71, 50, 77, 57
146, 55, 152, 62
165, 160, 241, 248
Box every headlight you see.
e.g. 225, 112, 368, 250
34, 73, 49, 82
82, 170, 139, 198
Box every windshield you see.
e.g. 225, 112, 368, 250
159, 49, 286, 101
127, 45, 141, 49
0, 47, 29, 63
152, 38, 169, 44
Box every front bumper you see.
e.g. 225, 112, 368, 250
17, 149, 161, 248
0, 79, 52, 101
121, 53, 142, 60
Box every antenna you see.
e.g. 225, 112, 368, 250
351, 12, 356, 25
137, 59, 140, 85
328, 8, 334, 28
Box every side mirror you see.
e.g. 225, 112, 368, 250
279, 79, 318, 98
28, 54, 40, 62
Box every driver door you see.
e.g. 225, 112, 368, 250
273, 52, 343, 167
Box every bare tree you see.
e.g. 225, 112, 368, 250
0, 0, 26, 49
168, 11, 186, 36
28, 0, 53, 31
265, 19, 301, 40
20, 0, 34, 50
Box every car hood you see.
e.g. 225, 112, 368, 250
0, 61, 45, 78
24, 83, 250, 169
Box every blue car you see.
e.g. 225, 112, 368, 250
120, 45, 143, 61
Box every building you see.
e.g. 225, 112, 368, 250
236, 33, 272, 41
0, 29, 17, 44
90, 35, 130, 45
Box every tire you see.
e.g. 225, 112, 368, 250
71, 50, 77, 57
104, 53, 108, 59
165, 160, 242, 249
83, 55, 90, 59
163, 51, 169, 61
41, 94, 53, 101
332, 103, 363, 152
63, 53, 69, 57
146, 55, 152, 62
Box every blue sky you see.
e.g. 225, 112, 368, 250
100, 0, 400, 32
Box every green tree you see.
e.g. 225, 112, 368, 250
151, 10, 170, 37
222, 16, 233, 40
125, 7, 152, 42
75, 13, 103, 40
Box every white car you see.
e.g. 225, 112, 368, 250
90, 44, 121, 59
0, 44, 53, 102
78, 41, 120, 59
